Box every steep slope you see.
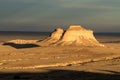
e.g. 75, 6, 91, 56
55, 25, 104, 46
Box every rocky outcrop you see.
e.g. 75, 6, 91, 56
56, 25, 104, 46
3, 39, 39, 49
6, 39, 38, 44
40, 25, 104, 47
39, 28, 64, 46
3, 25, 104, 47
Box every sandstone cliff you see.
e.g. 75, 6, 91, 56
4, 25, 104, 47
40, 25, 104, 47
39, 28, 64, 46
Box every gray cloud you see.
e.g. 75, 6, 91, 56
0, 0, 120, 32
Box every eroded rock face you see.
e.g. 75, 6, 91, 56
3, 25, 104, 47
40, 25, 104, 47
56, 25, 104, 46
6, 39, 38, 44
39, 28, 64, 46
50, 28, 64, 41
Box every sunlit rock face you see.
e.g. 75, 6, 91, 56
50, 28, 64, 41
7, 39, 38, 44
39, 28, 64, 46
3, 25, 104, 47
55, 25, 104, 46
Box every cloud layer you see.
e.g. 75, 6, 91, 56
0, 0, 120, 32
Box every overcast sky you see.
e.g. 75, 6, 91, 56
0, 0, 120, 32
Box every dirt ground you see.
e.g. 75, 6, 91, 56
0, 36, 120, 80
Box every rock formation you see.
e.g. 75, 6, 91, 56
57, 25, 104, 46
6, 39, 38, 44
39, 28, 64, 46
4, 25, 104, 47
40, 25, 104, 47
3, 39, 39, 49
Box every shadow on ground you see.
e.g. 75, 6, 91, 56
3, 43, 40, 49
0, 69, 120, 80
102, 41, 120, 43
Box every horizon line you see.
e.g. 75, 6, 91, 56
0, 30, 119, 33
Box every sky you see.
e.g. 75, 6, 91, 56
0, 0, 120, 32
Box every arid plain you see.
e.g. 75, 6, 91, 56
0, 26, 120, 80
